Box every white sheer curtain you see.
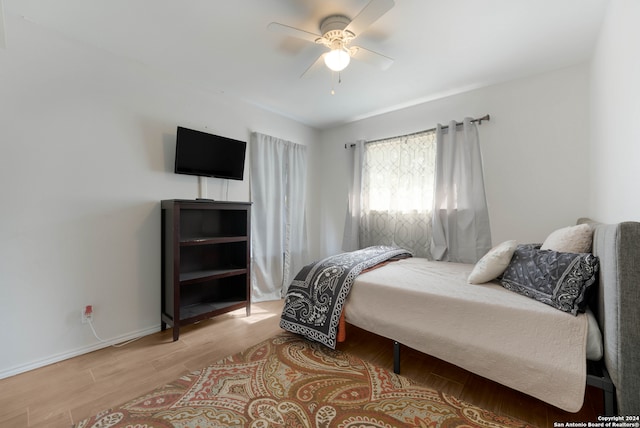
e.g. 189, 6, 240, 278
250, 132, 309, 301
431, 118, 492, 263
350, 132, 436, 258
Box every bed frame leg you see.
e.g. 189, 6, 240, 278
603, 388, 616, 416
587, 360, 617, 416
393, 341, 400, 374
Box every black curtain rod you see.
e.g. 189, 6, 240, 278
344, 114, 491, 149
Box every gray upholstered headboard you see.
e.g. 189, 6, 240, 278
578, 218, 640, 415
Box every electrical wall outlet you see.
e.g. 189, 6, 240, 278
82, 305, 93, 323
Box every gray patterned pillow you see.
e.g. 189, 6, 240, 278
500, 244, 599, 315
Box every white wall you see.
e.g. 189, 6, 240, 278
590, 0, 640, 222
0, 16, 318, 377
316, 64, 592, 256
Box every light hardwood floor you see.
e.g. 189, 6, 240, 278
0, 299, 603, 427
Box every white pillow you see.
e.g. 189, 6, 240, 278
468, 240, 517, 284
585, 308, 603, 361
541, 224, 593, 253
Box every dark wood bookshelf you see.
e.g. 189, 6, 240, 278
160, 199, 251, 341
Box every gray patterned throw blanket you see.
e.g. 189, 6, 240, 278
280, 245, 412, 348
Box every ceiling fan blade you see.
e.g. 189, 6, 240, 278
345, 0, 395, 36
300, 53, 326, 78
268, 22, 321, 44
351, 46, 394, 70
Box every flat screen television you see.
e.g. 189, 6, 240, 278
174, 126, 246, 180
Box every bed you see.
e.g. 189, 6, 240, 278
281, 219, 640, 415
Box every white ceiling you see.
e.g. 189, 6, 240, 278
2, 0, 608, 129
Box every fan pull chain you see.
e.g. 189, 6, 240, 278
331, 71, 336, 95
330, 71, 343, 95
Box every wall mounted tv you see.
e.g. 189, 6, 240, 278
174, 126, 247, 180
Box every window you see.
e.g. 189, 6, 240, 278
359, 131, 436, 258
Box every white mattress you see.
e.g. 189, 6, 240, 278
344, 257, 591, 412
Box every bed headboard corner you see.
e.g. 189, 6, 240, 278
578, 218, 640, 414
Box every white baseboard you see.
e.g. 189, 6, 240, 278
0, 325, 161, 380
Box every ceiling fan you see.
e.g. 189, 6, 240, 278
268, 0, 395, 78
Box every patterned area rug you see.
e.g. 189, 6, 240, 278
75, 333, 533, 427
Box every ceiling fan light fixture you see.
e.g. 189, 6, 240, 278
324, 48, 351, 72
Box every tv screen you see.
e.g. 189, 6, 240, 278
174, 126, 246, 180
